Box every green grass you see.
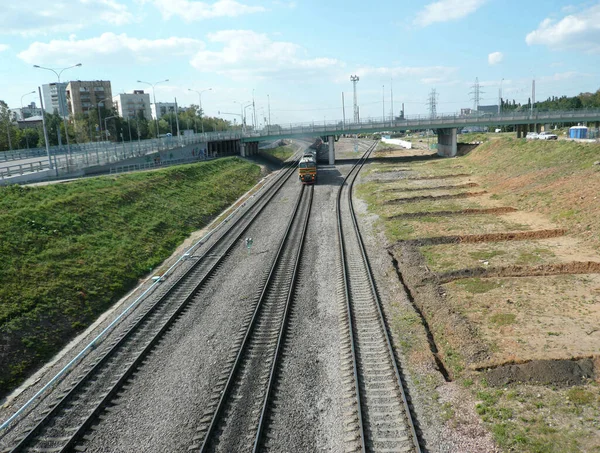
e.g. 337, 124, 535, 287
0, 157, 261, 396
474, 387, 589, 453
469, 249, 507, 261
455, 278, 502, 294
262, 145, 295, 162
490, 313, 517, 326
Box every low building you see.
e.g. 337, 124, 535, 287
17, 115, 44, 129
113, 90, 152, 120
477, 105, 499, 114
10, 102, 43, 121
66, 80, 113, 116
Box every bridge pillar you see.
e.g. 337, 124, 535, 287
240, 143, 246, 157
328, 136, 335, 165
437, 128, 457, 157
516, 125, 522, 138
535, 124, 542, 134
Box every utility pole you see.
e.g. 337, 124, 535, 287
390, 79, 394, 121
342, 92, 346, 129
252, 89, 256, 129
267, 94, 271, 133
427, 88, 438, 119
531, 79, 535, 114
382, 85, 385, 122
470, 77, 483, 112
350, 75, 360, 123
174, 97, 181, 143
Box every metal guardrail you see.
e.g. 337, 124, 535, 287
109, 156, 214, 174
239, 108, 600, 140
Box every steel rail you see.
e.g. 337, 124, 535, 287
337, 140, 421, 452
3, 157, 301, 453
252, 184, 313, 452
336, 144, 373, 452
346, 144, 422, 453
198, 183, 312, 453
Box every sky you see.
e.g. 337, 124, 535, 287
0, 0, 599, 125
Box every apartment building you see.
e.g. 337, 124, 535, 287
112, 90, 152, 120
65, 80, 113, 116
151, 102, 177, 120
41, 82, 69, 117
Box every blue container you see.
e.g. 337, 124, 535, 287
569, 126, 588, 139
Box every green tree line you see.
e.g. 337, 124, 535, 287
500, 88, 600, 113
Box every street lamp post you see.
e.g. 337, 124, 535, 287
233, 101, 251, 133
104, 115, 116, 142
137, 79, 169, 138
33, 63, 82, 163
20, 90, 36, 149
188, 88, 212, 134
244, 104, 253, 133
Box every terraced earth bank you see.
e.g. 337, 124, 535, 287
355, 137, 600, 453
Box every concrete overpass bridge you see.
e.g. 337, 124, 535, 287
3, 109, 600, 184
238, 108, 600, 161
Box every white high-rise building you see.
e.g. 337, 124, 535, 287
41, 82, 69, 117
152, 102, 177, 120
113, 90, 152, 120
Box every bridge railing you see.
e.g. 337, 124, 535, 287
242, 108, 600, 138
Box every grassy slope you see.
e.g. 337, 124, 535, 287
263, 145, 295, 162
360, 138, 600, 453
0, 157, 261, 396
457, 137, 600, 250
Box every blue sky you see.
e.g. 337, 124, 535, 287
0, 0, 599, 124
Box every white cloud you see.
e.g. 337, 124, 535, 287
190, 30, 340, 80
0, 44, 9, 52
539, 71, 590, 82
18, 33, 203, 65
488, 51, 503, 65
526, 3, 600, 53
414, 0, 486, 27
145, 0, 266, 21
0, 1, 134, 35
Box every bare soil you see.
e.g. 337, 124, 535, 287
354, 140, 600, 452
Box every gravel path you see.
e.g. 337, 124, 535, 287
262, 162, 348, 452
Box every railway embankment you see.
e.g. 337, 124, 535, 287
355, 137, 600, 452
0, 157, 261, 399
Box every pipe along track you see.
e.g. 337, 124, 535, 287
337, 142, 421, 453
190, 182, 313, 453
1, 158, 300, 453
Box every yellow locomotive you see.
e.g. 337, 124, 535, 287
298, 155, 317, 184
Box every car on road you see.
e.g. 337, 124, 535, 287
538, 131, 558, 140
526, 132, 539, 140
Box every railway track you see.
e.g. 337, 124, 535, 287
190, 183, 313, 453
0, 157, 302, 453
337, 142, 421, 453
